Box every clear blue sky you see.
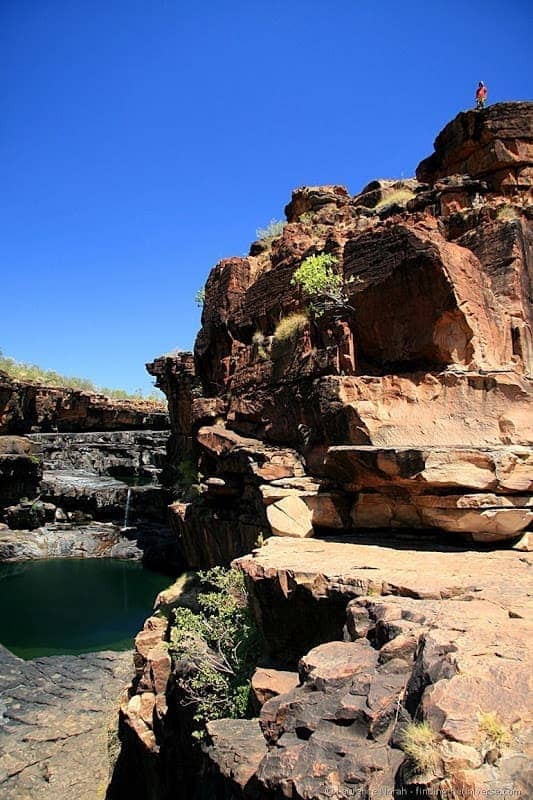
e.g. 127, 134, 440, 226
2, 1, 531, 393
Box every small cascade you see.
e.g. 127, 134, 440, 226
122, 487, 133, 531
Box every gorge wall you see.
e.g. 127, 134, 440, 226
118, 103, 532, 799
0, 375, 178, 568
0, 371, 169, 434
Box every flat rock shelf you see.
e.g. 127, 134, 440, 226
0, 644, 132, 800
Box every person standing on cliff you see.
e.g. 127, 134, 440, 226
475, 81, 487, 110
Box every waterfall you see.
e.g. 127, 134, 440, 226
122, 488, 133, 530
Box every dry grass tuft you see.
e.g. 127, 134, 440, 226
374, 188, 415, 211
477, 712, 511, 748
401, 721, 440, 774
273, 313, 308, 342
496, 205, 520, 222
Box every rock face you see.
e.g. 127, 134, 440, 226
0, 430, 179, 569
28, 430, 168, 479
219, 537, 531, 800
0, 372, 169, 434
145, 102, 532, 552
417, 102, 533, 191
0, 436, 41, 510
117, 104, 532, 799
0, 644, 131, 800
0, 520, 181, 567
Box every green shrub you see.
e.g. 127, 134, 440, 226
291, 253, 342, 299
195, 288, 206, 307
256, 218, 286, 241
175, 458, 203, 499
169, 567, 261, 737
273, 313, 308, 342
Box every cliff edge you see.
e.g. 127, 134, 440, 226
119, 103, 532, 800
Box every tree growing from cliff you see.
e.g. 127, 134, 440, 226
169, 567, 261, 738
291, 253, 353, 317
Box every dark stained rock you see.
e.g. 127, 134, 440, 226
0, 436, 42, 510
204, 719, 268, 798
28, 430, 168, 481
40, 470, 130, 517
0, 372, 168, 435
343, 218, 504, 372
284, 185, 351, 222
4, 499, 55, 530
0, 520, 181, 566
146, 353, 201, 488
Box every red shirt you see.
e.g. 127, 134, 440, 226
476, 85, 487, 99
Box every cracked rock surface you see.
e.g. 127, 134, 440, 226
0, 644, 131, 800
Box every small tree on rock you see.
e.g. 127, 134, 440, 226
291, 253, 353, 316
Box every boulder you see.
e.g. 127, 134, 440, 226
251, 666, 299, 708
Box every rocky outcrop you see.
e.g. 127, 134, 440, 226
119, 103, 533, 799
417, 102, 533, 191
207, 536, 532, 799
0, 372, 169, 434
116, 534, 532, 799
168, 426, 308, 567
28, 430, 168, 480
147, 103, 532, 553
325, 444, 533, 543
146, 353, 207, 488
0, 644, 131, 800
0, 520, 181, 568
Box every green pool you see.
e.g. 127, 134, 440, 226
0, 559, 171, 659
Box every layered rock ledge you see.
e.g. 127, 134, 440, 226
0, 372, 169, 434
203, 536, 532, 799
118, 102, 533, 799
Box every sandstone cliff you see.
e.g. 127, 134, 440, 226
119, 103, 532, 800
0, 371, 169, 434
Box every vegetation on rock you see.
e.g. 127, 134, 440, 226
256, 218, 286, 241
477, 711, 511, 749
273, 313, 308, 342
374, 187, 415, 211
0, 350, 163, 402
400, 721, 441, 774
252, 331, 268, 360
169, 567, 261, 737
496, 204, 521, 222
175, 458, 203, 499
291, 253, 341, 298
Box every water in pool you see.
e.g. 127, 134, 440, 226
0, 559, 172, 659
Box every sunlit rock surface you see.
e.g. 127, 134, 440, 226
0, 644, 131, 800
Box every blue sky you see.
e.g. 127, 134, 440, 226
1, 1, 531, 393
